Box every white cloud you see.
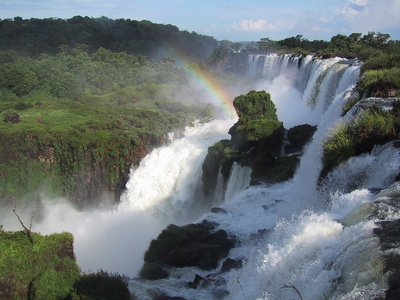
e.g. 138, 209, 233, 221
341, 0, 369, 18
349, 0, 368, 5
231, 19, 275, 31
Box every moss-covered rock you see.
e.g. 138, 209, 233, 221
143, 221, 235, 271
233, 90, 278, 123
202, 140, 230, 198
229, 90, 284, 151
0, 230, 80, 299
230, 119, 284, 150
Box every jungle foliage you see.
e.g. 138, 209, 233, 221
0, 45, 216, 203
0, 16, 217, 61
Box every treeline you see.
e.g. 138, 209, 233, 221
0, 46, 186, 100
0, 16, 218, 60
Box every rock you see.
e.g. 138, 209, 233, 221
139, 262, 169, 280
286, 124, 317, 153
251, 155, 300, 185
188, 274, 207, 289
210, 207, 228, 214
143, 221, 236, 271
220, 258, 242, 273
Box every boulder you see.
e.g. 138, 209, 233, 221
139, 262, 169, 280
143, 221, 235, 271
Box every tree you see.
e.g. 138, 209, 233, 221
257, 38, 277, 53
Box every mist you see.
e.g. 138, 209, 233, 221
255, 72, 320, 129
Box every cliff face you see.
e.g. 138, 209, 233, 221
0, 129, 168, 208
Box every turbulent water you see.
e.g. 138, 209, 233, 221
127, 54, 400, 299
4, 53, 399, 299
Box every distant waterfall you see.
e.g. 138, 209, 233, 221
247, 54, 360, 127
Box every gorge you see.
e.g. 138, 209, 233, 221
3, 53, 400, 299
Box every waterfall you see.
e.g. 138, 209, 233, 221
224, 162, 252, 202
120, 119, 233, 223
9, 53, 398, 299
249, 54, 359, 128
129, 54, 397, 300
25, 119, 234, 277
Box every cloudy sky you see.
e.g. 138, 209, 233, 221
1, 0, 399, 41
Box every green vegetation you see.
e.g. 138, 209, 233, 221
0, 47, 216, 205
233, 90, 278, 122
211, 31, 400, 100
0, 16, 217, 60
0, 230, 80, 299
230, 90, 283, 150
321, 105, 400, 178
73, 270, 130, 300
0, 228, 130, 299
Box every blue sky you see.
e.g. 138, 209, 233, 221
1, 0, 399, 41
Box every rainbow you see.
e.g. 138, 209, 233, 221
164, 45, 238, 120
186, 66, 238, 120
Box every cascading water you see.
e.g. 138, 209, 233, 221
128, 54, 400, 299
5, 53, 398, 299
8, 119, 234, 277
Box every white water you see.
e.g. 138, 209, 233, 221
127, 54, 400, 299
1, 119, 234, 277
3, 53, 399, 299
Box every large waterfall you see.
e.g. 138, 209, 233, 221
127, 54, 399, 299
8, 53, 398, 299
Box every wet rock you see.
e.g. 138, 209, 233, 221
220, 258, 242, 273
139, 262, 169, 280
143, 220, 236, 271
188, 274, 207, 289
210, 207, 228, 214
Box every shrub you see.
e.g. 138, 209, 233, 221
73, 270, 130, 300
321, 106, 399, 178
356, 68, 400, 97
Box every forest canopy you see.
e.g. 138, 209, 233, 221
0, 16, 218, 61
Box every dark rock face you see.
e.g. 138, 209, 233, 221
142, 221, 236, 274
0, 132, 165, 208
286, 124, 317, 153
251, 155, 300, 185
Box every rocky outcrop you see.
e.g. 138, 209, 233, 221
141, 220, 236, 278
202, 90, 317, 197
